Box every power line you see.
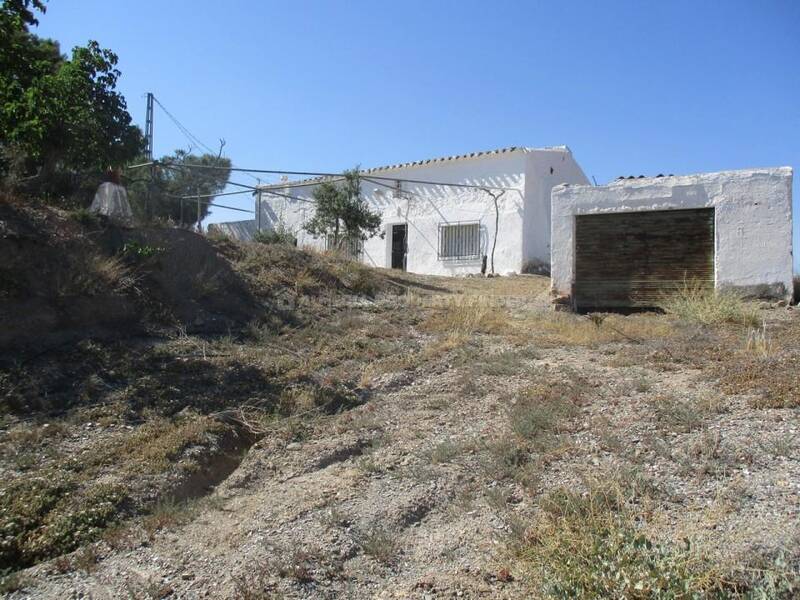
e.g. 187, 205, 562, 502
129, 160, 519, 193
152, 96, 218, 156
168, 188, 254, 201
150, 95, 262, 184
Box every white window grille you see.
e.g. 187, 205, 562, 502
438, 221, 481, 260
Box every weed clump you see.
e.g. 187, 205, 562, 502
518, 474, 800, 598
0, 479, 126, 572
659, 281, 761, 328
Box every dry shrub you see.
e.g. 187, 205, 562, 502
718, 353, 800, 409
649, 393, 711, 433
57, 253, 135, 296
509, 382, 581, 450
359, 525, 398, 565
85, 415, 227, 474
659, 281, 761, 328
517, 472, 799, 598
474, 346, 539, 377
714, 318, 800, 408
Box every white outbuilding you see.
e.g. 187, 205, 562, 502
246, 146, 589, 276
550, 167, 794, 310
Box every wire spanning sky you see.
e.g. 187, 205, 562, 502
36, 0, 800, 270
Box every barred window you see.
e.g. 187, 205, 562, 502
326, 235, 362, 260
438, 222, 481, 260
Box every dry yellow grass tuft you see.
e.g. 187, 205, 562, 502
659, 281, 761, 328
515, 310, 676, 347
420, 296, 509, 336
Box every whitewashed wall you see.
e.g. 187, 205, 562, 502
207, 219, 256, 240
524, 149, 590, 268
551, 167, 794, 301
249, 147, 587, 277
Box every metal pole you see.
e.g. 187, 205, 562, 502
179, 197, 184, 228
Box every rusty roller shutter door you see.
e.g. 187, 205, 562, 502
574, 208, 714, 311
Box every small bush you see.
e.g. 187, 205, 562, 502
253, 229, 295, 245
519, 476, 800, 598
794, 275, 800, 305
660, 281, 761, 328
121, 240, 164, 261
509, 381, 582, 450
649, 393, 707, 433
475, 346, 539, 377
359, 525, 398, 565
69, 207, 100, 227
427, 440, 462, 464
0, 478, 126, 572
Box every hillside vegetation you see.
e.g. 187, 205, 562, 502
1, 198, 799, 598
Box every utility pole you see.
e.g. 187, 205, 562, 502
256, 188, 262, 232
144, 93, 155, 222
196, 187, 201, 233
144, 92, 154, 160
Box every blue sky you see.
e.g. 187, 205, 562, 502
37, 0, 799, 270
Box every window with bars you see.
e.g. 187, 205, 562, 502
326, 235, 363, 260
438, 221, 481, 260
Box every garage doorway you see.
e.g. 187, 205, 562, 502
391, 224, 407, 270
574, 208, 714, 311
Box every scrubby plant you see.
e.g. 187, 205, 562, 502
252, 228, 295, 246
659, 281, 761, 328
0, 477, 126, 572
69, 207, 99, 227
121, 240, 163, 260
427, 440, 462, 464
359, 525, 398, 565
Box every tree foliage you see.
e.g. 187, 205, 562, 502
126, 150, 232, 225
0, 0, 143, 200
303, 169, 381, 248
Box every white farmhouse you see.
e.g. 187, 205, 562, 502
550, 167, 794, 310
233, 146, 588, 276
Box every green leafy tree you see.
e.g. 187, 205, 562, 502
126, 150, 232, 225
0, 0, 143, 199
304, 168, 381, 249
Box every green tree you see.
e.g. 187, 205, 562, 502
304, 168, 381, 249
0, 0, 143, 199
126, 150, 232, 225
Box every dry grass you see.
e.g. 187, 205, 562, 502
359, 525, 398, 565
56, 253, 137, 296
744, 324, 773, 358
717, 352, 800, 409
420, 296, 509, 336
517, 471, 799, 598
426, 440, 463, 464
86, 415, 227, 474
659, 281, 761, 328
516, 310, 677, 347
649, 393, 723, 433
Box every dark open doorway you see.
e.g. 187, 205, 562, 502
391, 224, 407, 270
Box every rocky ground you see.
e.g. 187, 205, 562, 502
6, 270, 799, 599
